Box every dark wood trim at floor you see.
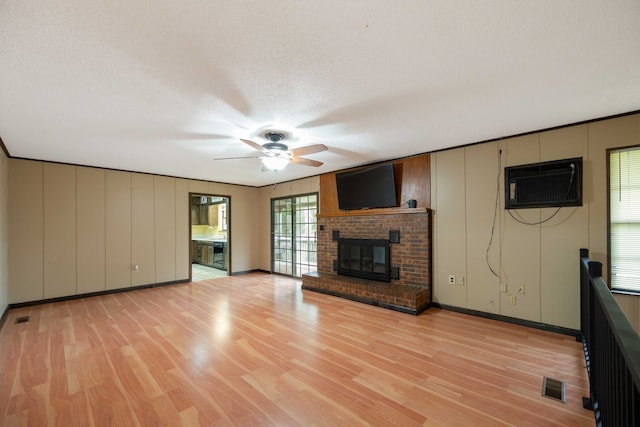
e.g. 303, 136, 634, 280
433, 302, 581, 337
7, 279, 189, 309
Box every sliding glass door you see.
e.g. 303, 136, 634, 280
271, 193, 318, 277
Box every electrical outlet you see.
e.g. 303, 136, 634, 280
518, 284, 525, 294
509, 294, 517, 305
448, 275, 456, 285
500, 283, 507, 293
457, 276, 465, 286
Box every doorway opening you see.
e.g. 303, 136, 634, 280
190, 194, 230, 281
271, 193, 318, 277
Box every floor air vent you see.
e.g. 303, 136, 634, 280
542, 377, 566, 403
15, 316, 30, 324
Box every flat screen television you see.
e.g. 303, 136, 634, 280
336, 163, 397, 211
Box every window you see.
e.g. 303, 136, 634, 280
609, 146, 640, 292
218, 203, 227, 231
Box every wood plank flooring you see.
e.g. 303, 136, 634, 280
0, 273, 594, 426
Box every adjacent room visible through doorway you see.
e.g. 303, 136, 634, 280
190, 194, 230, 281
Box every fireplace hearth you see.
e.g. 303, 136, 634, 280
338, 238, 390, 282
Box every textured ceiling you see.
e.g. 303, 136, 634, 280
1, 1, 640, 186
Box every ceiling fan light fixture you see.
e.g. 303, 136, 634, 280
261, 156, 289, 171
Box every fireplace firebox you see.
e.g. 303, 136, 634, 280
337, 238, 390, 282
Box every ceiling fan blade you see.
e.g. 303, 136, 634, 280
290, 144, 328, 157
240, 138, 267, 153
214, 156, 260, 161
290, 157, 323, 167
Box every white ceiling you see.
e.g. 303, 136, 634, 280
1, 1, 640, 186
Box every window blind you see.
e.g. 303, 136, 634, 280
610, 147, 640, 292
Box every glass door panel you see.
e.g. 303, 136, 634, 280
271, 193, 317, 277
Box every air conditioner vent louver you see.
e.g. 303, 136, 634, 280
505, 158, 582, 209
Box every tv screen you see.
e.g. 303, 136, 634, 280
336, 164, 397, 210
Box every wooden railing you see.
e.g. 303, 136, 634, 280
580, 248, 640, 426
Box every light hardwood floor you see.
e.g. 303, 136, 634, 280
0, 273, 593, 426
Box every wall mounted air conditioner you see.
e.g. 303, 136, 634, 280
504, 157, 582, 209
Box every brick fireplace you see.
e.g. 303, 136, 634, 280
302, 209, 432, 314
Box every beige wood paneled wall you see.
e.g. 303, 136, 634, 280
154, 176, 176, 283
106, 170, 132, 290
77, 167, 106, 294
43, 163, 77, 299
464, 142, 501, 314
432, 148, 467, 308
8, 160, 261, 304
431, 113, 640, 331
8, 160, 43, 303
131, 174, 155, 286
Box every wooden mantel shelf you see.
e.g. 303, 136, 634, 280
317, 207, 428, 218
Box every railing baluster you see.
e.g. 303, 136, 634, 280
580, 248, 640, 426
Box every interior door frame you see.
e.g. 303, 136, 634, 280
188, 192, 231, 281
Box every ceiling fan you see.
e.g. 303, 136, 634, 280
215, 132, 328, 171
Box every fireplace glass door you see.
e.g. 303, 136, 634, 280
271, 193, 318, 277
337, 238, 391, 282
